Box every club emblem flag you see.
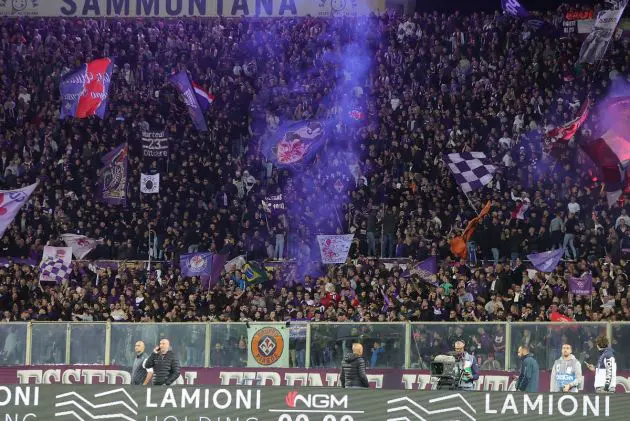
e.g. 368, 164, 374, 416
247, 325, 289, 368
317, 234, 354, 264
444, 152, 497, 193
61, 234, 100, 259
39, 246, 72, 284
0, 183, 38, 239
141, 173, 160, 194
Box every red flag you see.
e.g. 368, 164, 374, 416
546, 98, 591, 142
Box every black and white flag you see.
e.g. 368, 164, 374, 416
444, 152, 497, 194
141, 173, 160, 194
262, 194, 285, 214
141, 131, 169, 158
577, 0, 628, 64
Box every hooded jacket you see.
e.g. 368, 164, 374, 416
550, 354, 582, 392
339, 353, 369, 388
516, 353, 540, 392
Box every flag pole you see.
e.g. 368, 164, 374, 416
464, 192, 479, 215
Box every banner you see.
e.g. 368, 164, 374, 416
170, 71, 208, 132
141, 131, 169, 158
0, 0, 384, 17
99, 143, 128, 205
3, 366, 630, 393
61, 233, 100, 259
0, 182, 37, 239
261, 120, 328, 167
39, 246, 72, 284
501, 0, 529, 18
59, 57, 114, 119
262, 194, 285, 214
569, 273, 594, 296
140, 173, 160, 194
179, 252, 213, 278
577, 0, 628, 64
247, 324, 290, 368
405, 256, 438, 285
527, 248, 565, 273
317, 234, 354, 264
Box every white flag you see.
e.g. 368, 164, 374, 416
0, 183, 38, 239
577, 1, 627, 64
61, 233, 101, 259
39, 246, 72, 284
224, 255, 246, 272
316, 234, 355, 264
141, 173, 160, 194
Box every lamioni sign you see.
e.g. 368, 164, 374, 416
0, 385, 628, 421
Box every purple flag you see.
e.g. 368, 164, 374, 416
502, 0, 530, 18
527, 248, 564, 273
210, 254, 228, 288
170, 71, 208, 132
405, 256, 438, 285
98, 143, 128, 205
180, 252, 213, 278
0, 183, 37, 239
569, 274, 593, 296
60, 58, 114, 120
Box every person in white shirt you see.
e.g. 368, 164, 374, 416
615, 209, 630, 229
567, 196, 580, 215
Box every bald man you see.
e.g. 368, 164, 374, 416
339, 343, 369, 388
131, 341, 153, 385
144, 338, 181, 386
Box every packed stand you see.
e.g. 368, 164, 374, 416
0, 5, 629, 369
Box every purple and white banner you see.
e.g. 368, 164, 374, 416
170, 71, 208, 132
98, 143, 128, 205
0, 183, 37, 239
262, 194, 285, 214
568, 273, 594, 296
527, 248, 565, 273
61, 233, 101, 259
39, 246, 72, 284
501, 0, 529, 18
316, 234, 354, 264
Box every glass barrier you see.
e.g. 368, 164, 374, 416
310, 323, 406, 368
410, 323, 507, 370
31, 323, 67, 365
110, 323, 206, 367
210, 323, 308, 369
70, 323, 106, 365
611, 323, 630, 371
0, 323, 27, 365
509, 323, 608, 371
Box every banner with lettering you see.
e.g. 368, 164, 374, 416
141, 131, 169, 158
0, 0, 384, 18
316, 234, 354, 264
98, 143, 128, 205
59, 57, 114, 120
246, 324, 290, 368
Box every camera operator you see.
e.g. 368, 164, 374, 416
453, 341, 479, 391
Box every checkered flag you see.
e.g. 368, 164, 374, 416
39, 257, 71, 284
444, 152, 497, 193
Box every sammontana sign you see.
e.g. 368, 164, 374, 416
0, 385, 626, 421
3, 366, 630, 393
0, 0, 384, 18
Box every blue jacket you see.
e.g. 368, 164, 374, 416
516, 353, 540, 392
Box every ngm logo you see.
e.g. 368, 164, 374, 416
284, 391, 348, 409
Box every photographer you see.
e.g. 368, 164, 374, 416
454, 341, 479, 391
144, 339, 181, 386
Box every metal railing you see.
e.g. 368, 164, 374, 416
1, 321, 629, 371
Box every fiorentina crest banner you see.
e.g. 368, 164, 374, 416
61, 233, 100, 259
141, 131, 169, 158
59, 58, 113, 119
247, 324, 290, 368
98, 143, 128, 205
317, 234, 354, 264
569, 274, 594, 296
261, 120, 328, 168
0, 183, 37, 239
170, 71, 208, 132
179, 252, 213, 278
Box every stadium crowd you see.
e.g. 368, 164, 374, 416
0, 4, 630, 369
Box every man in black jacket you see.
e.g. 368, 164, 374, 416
339, 343, 369, 388
144, 339, 181, 386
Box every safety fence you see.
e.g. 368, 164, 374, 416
2, 321, 630, 372
0, 385, 626, 421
